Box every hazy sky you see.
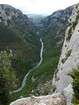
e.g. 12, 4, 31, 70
0, 0, 79, 15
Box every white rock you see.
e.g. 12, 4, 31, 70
63, 84, 73, 105
54, 3, 79, 105
38, 102, 46, 105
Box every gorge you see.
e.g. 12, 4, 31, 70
0, 3, 79, 105
13, 38, 44, 93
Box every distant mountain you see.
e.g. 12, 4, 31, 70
0, 4, 40, 87
27, 14, 47, 33
27, 14, 48, 18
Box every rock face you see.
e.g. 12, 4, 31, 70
0, 4, 32, 27
10, 93, 66, 105
55, 3, 79, 92
54, 3, 79, 105
42, 6, 73, 34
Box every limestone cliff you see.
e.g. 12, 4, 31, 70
54, 3, 79, 105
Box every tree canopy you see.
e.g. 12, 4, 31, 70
0, 51, 16, 105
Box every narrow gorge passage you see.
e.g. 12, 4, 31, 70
13, 38, 44, 93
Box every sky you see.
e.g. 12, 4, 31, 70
0, 0, 79, 15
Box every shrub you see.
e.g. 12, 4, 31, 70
52, 85, 56, 92
68, 68, 79, 105
61, 49, 72, 63
61, 58, 66, 63
66, 27, 72, 41
66, 49, 72, 58
72, 20, 78, 30
76, 13, 79, 20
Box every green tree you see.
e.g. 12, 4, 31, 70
68, 68, 79, 105
0, 51, 16, 105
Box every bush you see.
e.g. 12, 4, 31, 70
66, 49, 72, 58
72, 20, 78, 30
76, 13, 79, 21
61, 49, 72, 63
61, 58, 66, 63
68, 68, 79, 105
66, 27, 72, 41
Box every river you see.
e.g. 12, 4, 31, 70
13, 38, 44, 93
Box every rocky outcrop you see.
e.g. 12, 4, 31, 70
55, 3, 79, 92
54, 3, 79, 105
0, 4, 32, 27
10, 93, 66, 105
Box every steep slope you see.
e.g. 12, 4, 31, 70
0, 4, 40, 88
54, 3, 79, 105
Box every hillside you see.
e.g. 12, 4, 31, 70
10, 5, 74, 102
10, 3, 79, 105
0, 4, 41, 88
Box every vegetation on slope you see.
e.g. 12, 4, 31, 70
11, 22, 65, 102
68, 67, 79, 105
0, 23, 40, 89
0, 51, 16, 105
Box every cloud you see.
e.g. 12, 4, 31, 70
0, 0, 79, 14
